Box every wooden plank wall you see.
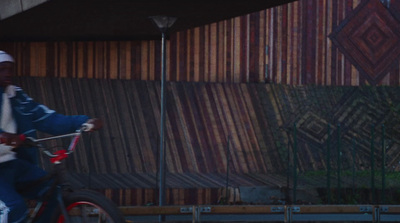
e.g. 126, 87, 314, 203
16, 77, 284, 176
5, 0, 400, 86
15, 77, 400, 206
16, 77, 400, 178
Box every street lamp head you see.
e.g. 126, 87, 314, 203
149, 16, 177, 33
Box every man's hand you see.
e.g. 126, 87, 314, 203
0, 132, 23, 147
83, 118, 103, 132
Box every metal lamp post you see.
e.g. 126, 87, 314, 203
149, 15, 177, 213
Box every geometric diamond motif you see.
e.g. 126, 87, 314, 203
329, 0, 400, 85
296, 111, 330, 145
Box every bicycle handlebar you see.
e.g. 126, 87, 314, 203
20, 126, 88, 163
81, 123, 94, 132
0, 124, 94, 164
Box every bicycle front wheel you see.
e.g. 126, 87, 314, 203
51, 189, 125, 223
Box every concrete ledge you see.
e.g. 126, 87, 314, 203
0, 0, 48, 20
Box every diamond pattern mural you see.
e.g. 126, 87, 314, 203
297, 111, 330, 145
330, 0, 400, 85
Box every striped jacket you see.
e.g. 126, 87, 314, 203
0, 85, 89, 164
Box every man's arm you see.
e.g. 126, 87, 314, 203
16, 88, 102, 135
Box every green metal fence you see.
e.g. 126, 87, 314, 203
288, 122, 398, 205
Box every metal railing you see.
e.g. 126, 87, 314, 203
121, 204, 400, 222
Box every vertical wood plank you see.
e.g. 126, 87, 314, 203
0, 0, 397, 85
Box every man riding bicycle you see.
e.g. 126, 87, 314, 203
0, 50, 103, 223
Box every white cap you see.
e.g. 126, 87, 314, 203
0, 51, 14, 63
